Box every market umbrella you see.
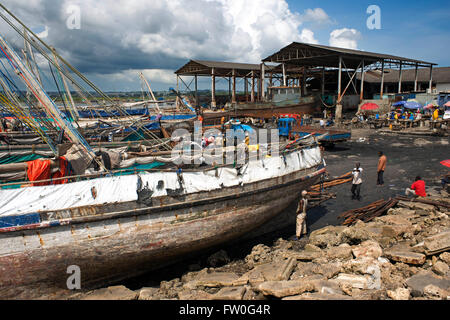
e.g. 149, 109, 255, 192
444, 101, 450, 107
424, 103, 437, 109
392, 101, 406, 107
403, 101, 423, 110
441, 160, 450, 168
360, 102, 380, 111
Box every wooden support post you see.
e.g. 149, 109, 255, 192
414, 63, 418, 92
251, 71, 255, 103
195, 74, 198, 108
398, 61, 403, 93
360, 60, 365, 102
211, 68, 216, 108
321, 67, 325, 95
282, 63, 286, 86
176, 75, 180, 110
301, 67, 306, 96
337, 56, 342, 102
336, 56, 343, 123
261, 63, 265, 101
232, 69, 236, 104
244, 77, 248, 102
429, 65, 433, 93
380, 60, 385, 98
228, 76, 231, 101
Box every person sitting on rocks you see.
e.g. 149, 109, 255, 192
405, 176, 427, 198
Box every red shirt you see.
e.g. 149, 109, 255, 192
411, 180, 426, 197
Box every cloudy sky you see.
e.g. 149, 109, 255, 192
1, 0, 449, 91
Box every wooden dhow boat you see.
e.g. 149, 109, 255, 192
0, 137, 325, 298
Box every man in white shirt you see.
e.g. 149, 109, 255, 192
351, 163, 363, 200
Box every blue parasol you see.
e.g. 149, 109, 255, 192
392, 101, 406, 107
403, 101, 423, 109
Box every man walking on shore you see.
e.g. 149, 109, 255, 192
351, 163, 363, 200
295, 190, 308, 240
377, 151, 387, 186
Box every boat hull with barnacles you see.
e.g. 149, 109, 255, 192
0, 143, 325, 298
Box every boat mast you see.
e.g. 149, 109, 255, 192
51, 48, 80, 123
139, 72, 161, 113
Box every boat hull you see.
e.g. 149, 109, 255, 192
0, 164, 325, 298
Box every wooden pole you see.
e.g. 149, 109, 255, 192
380, 60, 385, 98
232, 69, 236, 104
301, 67, 306, 96
261, 63, 265, 100
244, 77, 248, 102
282, 63, 287, 86
414, 63, 419, 92
251, 71, 255, 103
176, 75, 180, 110
211, 68, 216, 108
429, 65, 433, 93
337, 56, 342, 102
195, 74, 198, 107
336, 56, 343, 123
360, 60, 365, 102
398, 61, 403, 94
321, 67, 325, 95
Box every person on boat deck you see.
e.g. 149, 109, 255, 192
295, 190, 308, 240
375, 113, 380, 120
351, 163, 363, 200
405, 176, 427, 198
377, 151, 387, 186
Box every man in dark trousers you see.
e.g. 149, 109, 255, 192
351, 163, 363, 200
377, 151, 387, 186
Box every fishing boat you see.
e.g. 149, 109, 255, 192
0, 136, 325, 297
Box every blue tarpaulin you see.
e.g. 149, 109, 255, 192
392, 101, 422, 109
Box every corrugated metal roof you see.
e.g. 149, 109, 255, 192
175, 60, 269, 76
357, 67, 450, 83
263, 42, 436, 69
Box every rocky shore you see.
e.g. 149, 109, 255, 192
68, 192, 450, 301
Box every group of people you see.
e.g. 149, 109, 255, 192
295, 150, 429, 240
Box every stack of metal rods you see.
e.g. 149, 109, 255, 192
339, 198, 399, 226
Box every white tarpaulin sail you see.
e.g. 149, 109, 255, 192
0, 147, 322, 217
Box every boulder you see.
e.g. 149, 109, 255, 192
384, 250, 426, 265
207, 250, 230, 267
423, 284, 449, 300
311, 262, 342, 279
386, 288, 410, 300
326, 243, 353, 260
340, 226, 373, 245
330, 273, 372, 290
178, 290, 213, 300
237, 258, 297, 287
245, 244, 272, 268
257, 280, 315, 298
309, 226, 347, 248
283, 292, 353, 300
423, 231, 450, 255
81, 285, 138, 300
280, 249, 322, 261
432, 261, 449, 276
137, 287, 160, 300
212, 286, 246, 300
352, 240, 383, 259
183, 272, 240, 289
406, 271, 450, 297
439, 252, 450, 264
